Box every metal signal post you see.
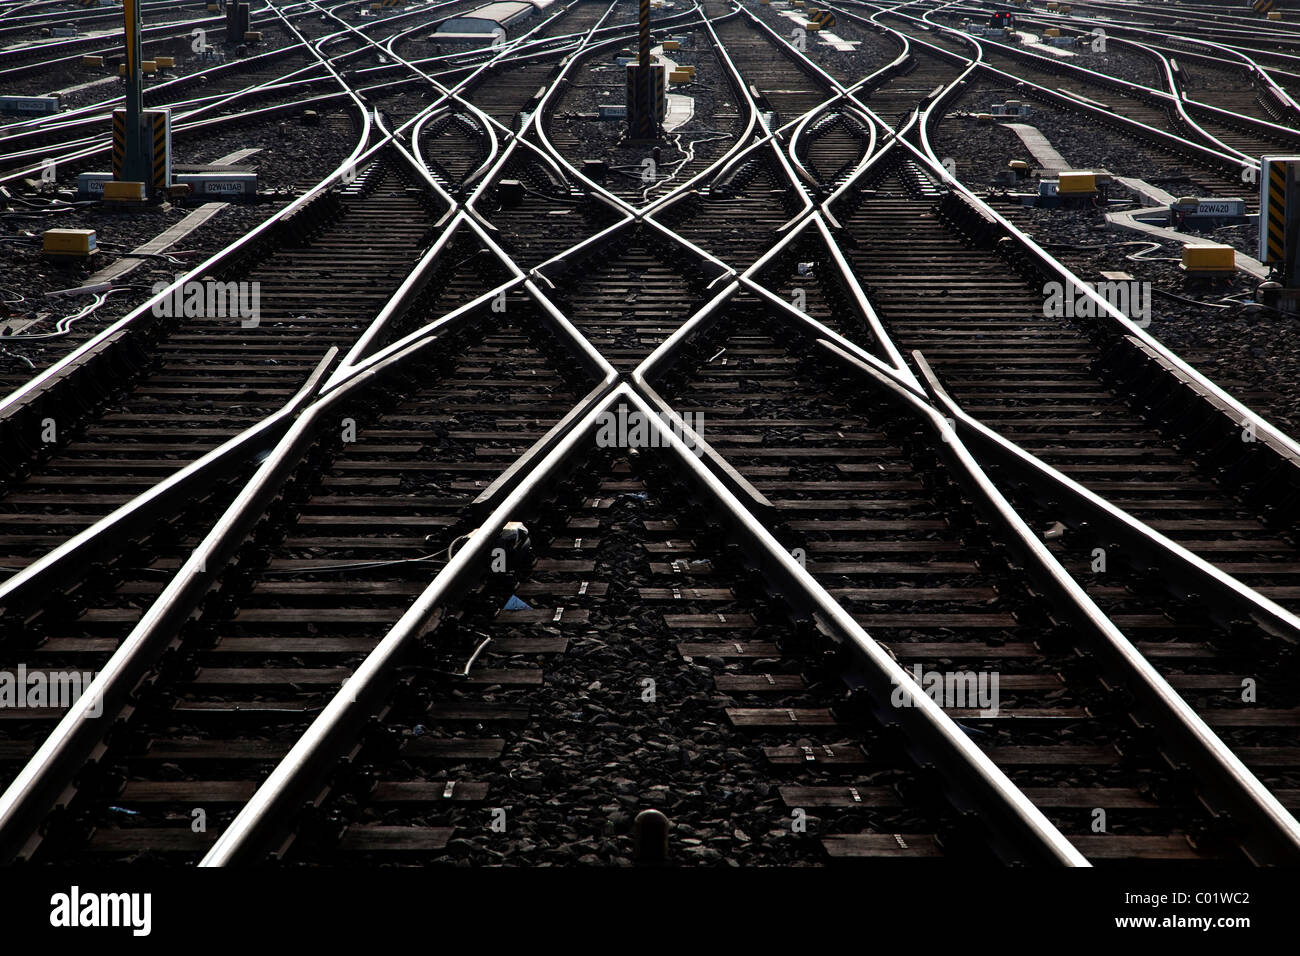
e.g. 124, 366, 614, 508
120, 0, 149, 183
629, 0, 658, 141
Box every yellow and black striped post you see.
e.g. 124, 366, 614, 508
1253, 0, 1274, 15
1264, 160, 1287, 265
114, 108, 169, 192
111, 108, 126, 179
150, 109, 171, 192
1260, 156, 1300, 286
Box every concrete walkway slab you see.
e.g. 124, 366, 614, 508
51, 74, 118, 97
83, 202, 227, 286
1017, 32, 1076, 57
1114, 175, 1181, 208
775, 10, 861, 51
77, 146, 257, 287
1002, 122, 1070, 171
1106, 208, 1268, 280
652, 45, 694, 132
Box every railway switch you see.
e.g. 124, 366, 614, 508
1181, 243, 1236, 276
1057, 171, 1096, 194
41, 229, 97, 258
102, 180, 148, 202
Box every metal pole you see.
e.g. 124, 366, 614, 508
121, 0, 148, 183
633, 0, 654, 139
638, 0, 649, 69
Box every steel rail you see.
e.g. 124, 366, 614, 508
0, 350, 336, 612
873, 127, 1300, 471
200, 380, 1088, 867
0, 0, 531, 436
629, 149, 1300, 863
912, 356, 1300, 648
903, 0, 1300, 163
0, 7, 235, 74
0, 345, 344, 862
0, 40, 330, 140
0, 0, 218, 32
526, 5, 712, 214
819, 340, 1300, 866
0, 51, 537, 629
0, 86, 374, 426
795, 9, 1300, 479
937, 2, 1300, 150
853, 1, 1217, 160
728, 2, 937, 190
634, 2, 762, 208
644, 135, 817, 242
981, 0, 1300, 85
0, 0, 541, 145
0, 278, 517, 861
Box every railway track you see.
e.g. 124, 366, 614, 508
0, 151, 453, 563
228, 446, 989, 865
2, 0, 1300, 876
17, 306, 586, 862
870, 2, 1300, 175
651, 299, 1283, 863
